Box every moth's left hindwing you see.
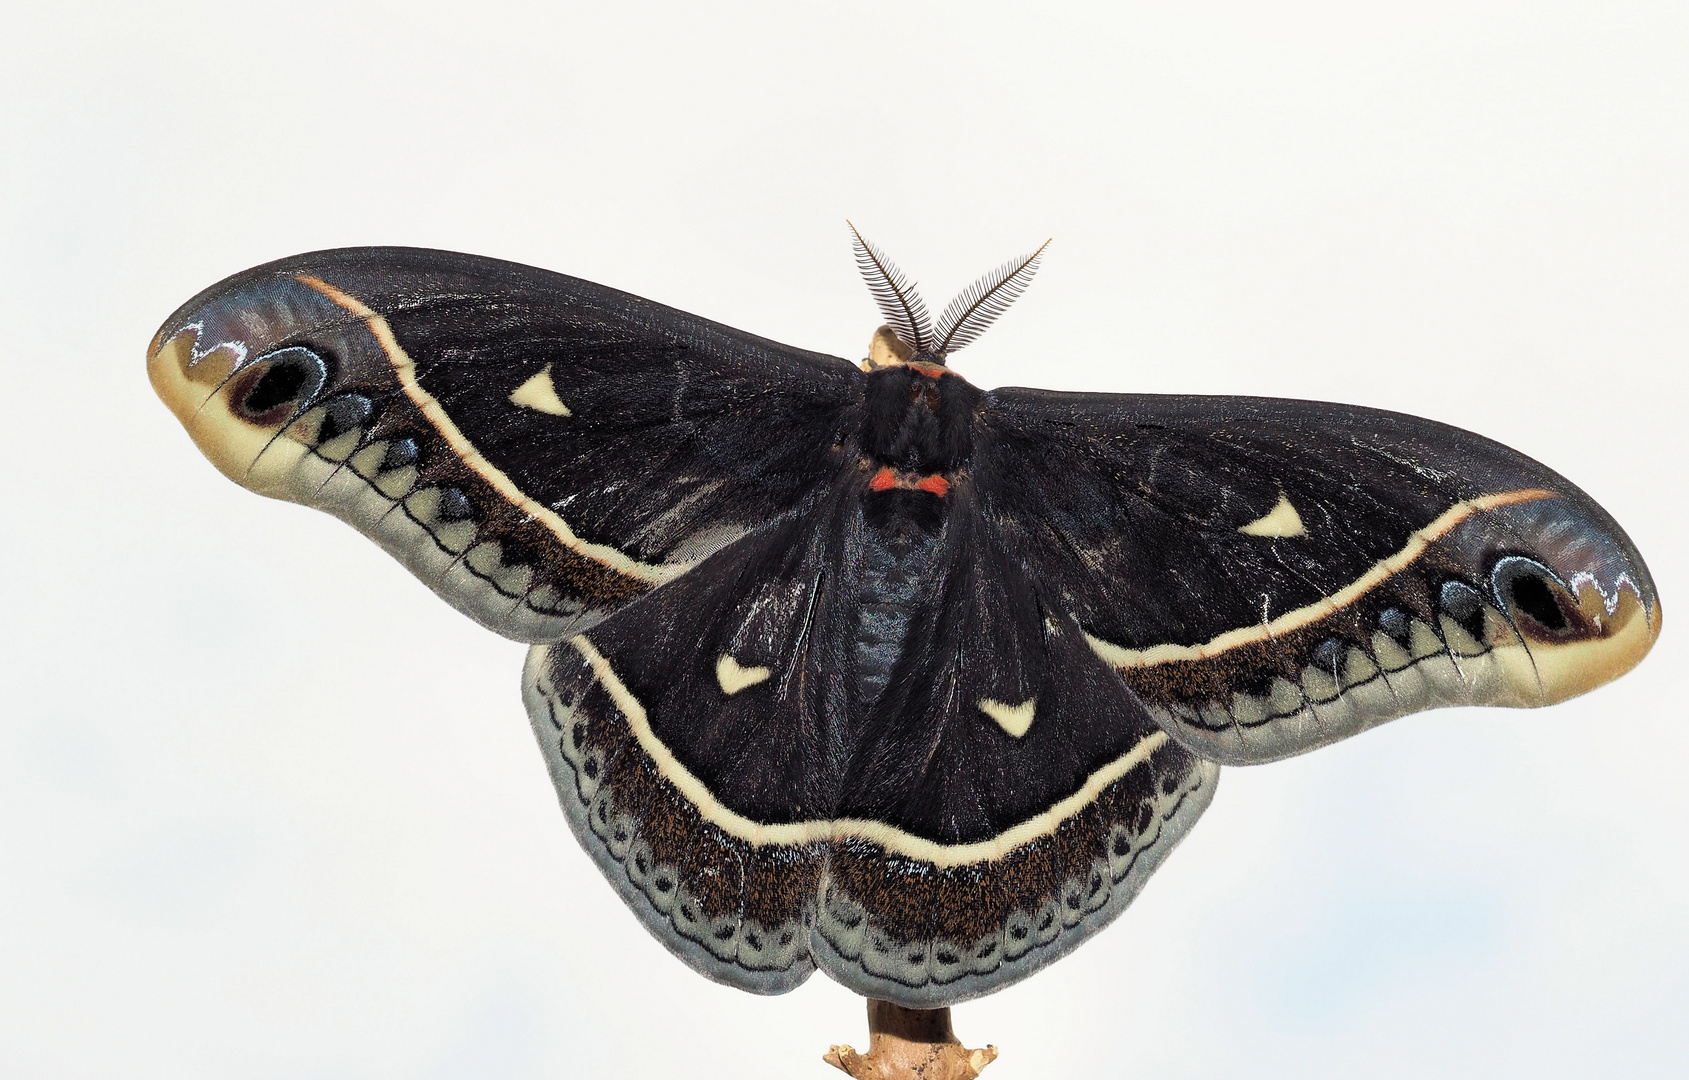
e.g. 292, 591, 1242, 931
148, 247, 862, 642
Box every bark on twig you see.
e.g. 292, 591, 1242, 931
824, 998, 998, 1079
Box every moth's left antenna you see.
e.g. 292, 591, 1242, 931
932, 240, 1050, 356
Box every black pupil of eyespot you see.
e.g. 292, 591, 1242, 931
245, 359, 309, 413
1510, 572, 1568, 631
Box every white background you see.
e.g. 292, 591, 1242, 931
3, 3, 1685, 1077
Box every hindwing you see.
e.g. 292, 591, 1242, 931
522, 480, 1215, 1005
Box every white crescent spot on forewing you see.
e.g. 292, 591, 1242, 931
510, 364, 573, 416
1237, 493, 1306, 538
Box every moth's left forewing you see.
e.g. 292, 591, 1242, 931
149, 247, 862, 643
978, 390, 1660, 766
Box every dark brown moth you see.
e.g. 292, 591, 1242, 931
149, 231, 1659, 1006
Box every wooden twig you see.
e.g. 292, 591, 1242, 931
824, 998, 998, 1079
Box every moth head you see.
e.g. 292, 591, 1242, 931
849, 221, 1049, 371
867, 325, 916, 370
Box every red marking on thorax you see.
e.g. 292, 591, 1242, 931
868, 466, 950, 497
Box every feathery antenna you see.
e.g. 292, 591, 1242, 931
932, 241, 1050, 356
848, 222, 933, 353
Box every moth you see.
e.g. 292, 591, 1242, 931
149, 229, 1660, 1008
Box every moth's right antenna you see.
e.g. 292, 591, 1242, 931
848, 221, 933, 354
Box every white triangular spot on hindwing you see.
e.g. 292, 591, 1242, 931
978, 697, 1036, 738
509, 364, 572, 416
716, 654, 772, 695
1238, 493, 1306, 538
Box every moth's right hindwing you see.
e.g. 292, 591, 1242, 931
148, 247, 863, 643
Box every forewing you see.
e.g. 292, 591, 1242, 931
978, 389, 1661, 765
149, 247, 861, 642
